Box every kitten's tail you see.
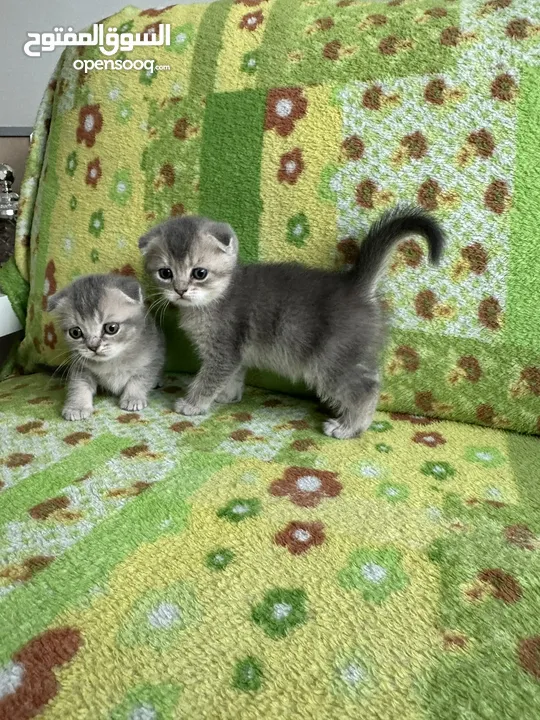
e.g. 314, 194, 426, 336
351, 205, 445, 295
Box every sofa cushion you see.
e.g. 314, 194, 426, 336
6, 0, 540, 433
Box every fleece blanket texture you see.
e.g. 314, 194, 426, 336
1, 0, 540, 436
1, 372, 540, 719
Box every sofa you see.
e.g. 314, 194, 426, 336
1, 1, 540, 717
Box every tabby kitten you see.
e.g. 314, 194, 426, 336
48, 273, 165, 420
139, 206, 445, 439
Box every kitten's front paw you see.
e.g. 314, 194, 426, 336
323, 418, 357, 440
175, 398, 208, 416
120, 396, 148, 412
62, 406, 93, 421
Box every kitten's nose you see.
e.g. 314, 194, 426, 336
176, 287, 188, 298
87, 341, 100, 352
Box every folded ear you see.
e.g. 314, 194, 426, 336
138, 228, 161, 255
113, 277, 144, 304
47, 288, 69, 313
207, 221, 238, 255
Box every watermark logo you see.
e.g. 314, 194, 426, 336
24, 23, 170, 58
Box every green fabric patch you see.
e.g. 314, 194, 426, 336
257, 0, 459, 88
508, 66, 540, 350
199, 89, 266, 262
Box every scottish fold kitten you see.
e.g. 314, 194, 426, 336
48, 274, 165, 421
139, 206, 444, 439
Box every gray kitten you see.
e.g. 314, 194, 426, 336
139, 206, 445, 439
47, 273, 165, 421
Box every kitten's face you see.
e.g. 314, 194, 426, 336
139, 217, 238, 309
49, 278, 145, 363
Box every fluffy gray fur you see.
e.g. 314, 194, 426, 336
47, 273, 165, 421
139, 206, 445, 439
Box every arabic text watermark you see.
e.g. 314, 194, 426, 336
24, 23, 170, 58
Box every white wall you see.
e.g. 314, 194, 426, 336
0, 0, 212, 129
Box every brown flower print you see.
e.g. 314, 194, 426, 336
519, 637, 540, 680
475, 404, 496, 424
278, 148, 304, 184
469, 129, 495, 158
415, 289, 437, 320
478, 296, 502, 330
0, 556, 54, 583
479, 0, 511, 15
140, 5, 175, 15
291, 438, 317, 451
239, 10, 264, 31
171, 203, 185, 216
417, 179, 457, 211
270, 466, 342, 508
170, 421, 195, 433
378, 35, 413, 55
42, 260, 57, 310
29, 496, 70, 520
274, 521, 326, 554
397, 239, 424, 267
415, 391, 435, 413
506, 18, 535, 40
413, 431, 446, 447
142, 22, 160, 39
440, 26, 475, 46
423, 6, 448, 19
424, 77, 464, 105
336, 238, 361, 266
491, 73, 517, 101
362, 84, 400, 111
359, 13, 388, 31
0, 628, 82, 720
424, 78, 446, 105
112, 264, 137, 277
505, 524, 538, 551
314, 16, 335, 31
477, 569, 522, 603
172, 117, 198, 141
388, 345, 420, 375
443, 633, 468, 651
85, 158, 102, 187
458, 355, 482, 383
63, 432, 92, 446
159, 163, 175, 187
342, 136, 365, 160
265, 88, 307, 137
121, 443, 158, 459
76, 104, 103, 148
517, 366, 540, 396
356, 179, 377, 208
461, 243, 488, 274
16, 420, 46, 435
43, 322, 57, 350
401, 131, 428, 160
3, 453, 34, 468
323, 39, 342, 60
484, 179, 510, 214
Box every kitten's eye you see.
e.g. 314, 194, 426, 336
158, 268, 173, 280
68, 327, 83, 339
191, 267, 208, 281
103, 322, 120, 335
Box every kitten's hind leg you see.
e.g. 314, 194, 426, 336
322, 366, 380, 440
215, 368, 245, 404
